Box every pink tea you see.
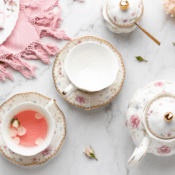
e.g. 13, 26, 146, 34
10, 110, 48, 147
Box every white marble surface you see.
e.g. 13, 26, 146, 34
1, 0, 175, 174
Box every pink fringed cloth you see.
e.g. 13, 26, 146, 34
0, 0, 71, 81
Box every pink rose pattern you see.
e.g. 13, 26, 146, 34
167, 133, 172, 137
75, 95, 85, 104
41, 146, 52, 156
123, 19, 128, 23
157, 145, 172, 155
130, 114, 140, 129
154, 81, 165, 87
114, 16, 117, 22
112, 2, 142, 25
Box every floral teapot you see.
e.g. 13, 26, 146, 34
126, 80, 175, 168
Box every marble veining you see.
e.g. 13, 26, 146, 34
1, 0, 175, 174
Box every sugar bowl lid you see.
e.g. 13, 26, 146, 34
106, 0, 144, 27
145, 93, 175, 140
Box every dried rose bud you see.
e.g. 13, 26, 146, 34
84, 146, 98, 161
12, 120, 20, 128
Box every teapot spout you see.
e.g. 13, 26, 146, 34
128, 136, 150, 168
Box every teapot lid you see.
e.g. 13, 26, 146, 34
106, 0, 144, 27
145, 93, 175, 140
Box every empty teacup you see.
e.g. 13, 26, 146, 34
62, 41, 118, 97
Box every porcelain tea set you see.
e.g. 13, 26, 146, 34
0, 0, 174, 169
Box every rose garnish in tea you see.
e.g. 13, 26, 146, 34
9, 110, 48, 147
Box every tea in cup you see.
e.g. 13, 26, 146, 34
2, 100, 55, 156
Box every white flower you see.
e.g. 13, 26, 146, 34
35, 113, 43, 119
17, 126, 26, 136
35, 138, 44, 146
10, 127, 18, 137
13, 137, 20, 145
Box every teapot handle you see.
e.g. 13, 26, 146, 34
127, 136, 150, 168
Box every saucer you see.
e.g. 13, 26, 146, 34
0, 0, 20, 44
0, 92, 66, 166
53, 36, 125, 110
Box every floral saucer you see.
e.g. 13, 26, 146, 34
53, 36, 125, 110
0, 92, 66, 166
0, 0, 20, 44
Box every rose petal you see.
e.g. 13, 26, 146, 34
13, 137, 20, 145
10, 127, 18, 138
12, 120, 19, 128
17, 126, 27, 136
35, 113, 43, 119
35, 138, 44, 146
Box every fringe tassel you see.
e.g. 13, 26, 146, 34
39, 27, 72, 40
0, 55, 36, 81
35, 11, 61, 28
50, 3, 62, 30
21, 41, 60, 64
33, 1, 72, 40
0, 71, 6, 82
0, 65, 14, 81
34, 9, 62, 30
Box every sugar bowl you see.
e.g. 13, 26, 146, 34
102, 0, 160, 45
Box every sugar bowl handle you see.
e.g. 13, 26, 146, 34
127, 136, 150, 168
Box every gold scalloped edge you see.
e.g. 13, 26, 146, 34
52, 36, 126, 110
106, 0, 144, 28
0, 92, 66, 166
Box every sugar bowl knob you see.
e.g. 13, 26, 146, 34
164, 112, 174, 122
119, 0, 129, 10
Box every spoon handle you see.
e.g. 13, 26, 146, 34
135, 22, 161, 46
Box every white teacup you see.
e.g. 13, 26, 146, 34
2, 100, 55, 156
62, 41, 118, 97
